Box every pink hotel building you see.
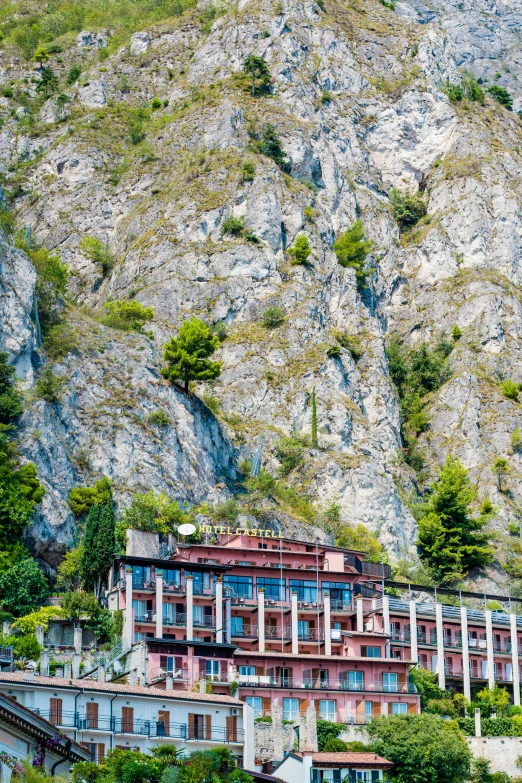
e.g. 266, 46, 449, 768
107, 527, 522, 727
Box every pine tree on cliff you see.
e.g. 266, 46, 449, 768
311, 387, 318, 448
162, 318, 222, 392
81, 502, 116, 599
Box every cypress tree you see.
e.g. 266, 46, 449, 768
81, 502, 116, 598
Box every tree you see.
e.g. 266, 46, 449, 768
0, 559, 49, 617
501, 378, 519, 400
487, 85, 513, 110
316, 719, 344, 751
115, 490, 192, 550
32, 46, 49, 67
67, 64, 82, 84
61, 591, 99, 629
324, 737, 349, 751
259, 124, 287, 168
390, 189, 427, 231
417, 456, 493, 583
68, 477, 112, 517
12, 634, 42, 661
473, 685, 510, 718
243, 55, 270, 96
333, 220, 373, 291
36, 67, 58, 99
0, 351, 23, 424
367, 713, 471, 783
80, 236, 114, 276
287, 234, 312, 265
335, 524, 385, 563
409, 667, 445, 710
161, 318, 221, 392
492, 457, 510, 491
35, 366, 67, 403
311, 387, 318, 448
56, 544, 84, 592
11, 606, 64, 635
471, 758, 494, 783
81, 503, 116, 598
261, 306, 285, 328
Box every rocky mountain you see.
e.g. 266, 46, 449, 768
2, 0, 522, 589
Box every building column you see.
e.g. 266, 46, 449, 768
461, 605, 471, 702
485, 609, 495, 690
291, 591, 298, 654
382, 594, 391, 658
156, 570, 163, 639
258, 589, 265, 653
125, 567, 134, 648
356, 597, 364, 633
409, 600, 418, 664
435, 603, 445, 690
186, 575, 194, 642
511, 612, 520, 706
225, 597, 231, 644
215, 577, 223, 644
324, 592, 331, 657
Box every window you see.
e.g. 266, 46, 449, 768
231, 616, 244, 635
365, 702, 373, 724
193, 606, 213, 626
362, 646, 381, 658
239, 666, 256, 677
429, 628, 437, 644
132, 599, 147, 621
206, 660, 221, 680
383, 673, 398, 692
186, 571, 210, 594
322, 582, 352, 608
289, 580, 317, 602
132, 566, 151, 587
163, 568, 181, 587
134, 632, 146, 642
157, 710, 170, 737
298, 620, 310, 639
319, 700, 336, 721
391, 703, 407, 715
283, 698, 299, 721
163, 602, 175, 623
347, 671, 364, 691
257, 577, 286, 601
224, 575, 253, 599
246, 696, 262, 717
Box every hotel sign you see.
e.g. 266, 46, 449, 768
198, 524, 284, 538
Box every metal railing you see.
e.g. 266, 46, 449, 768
231, 625, 258, 638
163, 612, 187, 626
34, 710, 244, 742
237, 676, 416, 693
150, 667, 189, 681
377, 597, 522, 628
265, 626, 292, 640
0, 646, 13, 661
298, 628, 324, 641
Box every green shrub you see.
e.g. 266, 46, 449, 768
244, 231, 259, 243
21, 245, 69, 334
211, 322, 227, 342
333, 331, 363, 361
68, 477, 112, 517
80, 236, 114, 276
240, 161, 256, 182
287, 234, 311, 265
262, 306, 285, 329
321, 90, 332, 104
275, 437, 306, 476
333, 220, 373, 291
304, 206, 314, 221
151, 96, 162, 109
201, 394, 220, 414
2, 87, 13, 99
316, 720, 344, 751
502, 378, 519, 400
445, 74, 485, 105
258, 123, 287, 169
451, 325, 462, 341
243, 55, 270, 96
67, 64, 82, 84
324, 738, 349, 751
102, 299, 154, 332
511, 427, 522, 453
390, 188, 427, 231
146, 409, 171, 428
129, 120, 146, 145
99, 47, 109, 61
326, 345, 341, 359
488, 85, 513, 110
35, 366, 67, 403
36, 67, 58, 99
222, 216, 244, 236
43, 323, 79, 360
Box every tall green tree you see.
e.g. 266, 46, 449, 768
366, 713, 471, 783
61, 591, 99, 629
162, 318, 222, 392
417, 456, 493, 583
81, 503, 116, 598
0, 351, 23, 424
0, 559, 49, 617
311, 387, 318, 448
333, 220, 373, 291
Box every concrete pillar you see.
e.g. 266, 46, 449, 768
129, 669, 137, 686
35, 625, 44, 648
324, 592, 331, 657
258, 589, 265, 653
2, 622, 10, 637
98, 665, 105, 683
485, 609, 495, 690
125, 567, 134, 648
199, 677, 206, 693
475, 707, 481, 738
64, 663, 72, 679
165, 675, 173, 690
186, 575, 194, 642
156, 570, 163, 639
461, 605, 471, 702
39, 650, 49, 676
356, 597, 364, 633
72, 653, 81, 678
383, 594, 391, 658
215, 577, 223, 644
409, 601, 418, 664
74, 627, 83, 655
435, 603, 445, 690
381, 701, 388, 716
225, 598, 231, 644
291, 591, 298, 655
511, 612, 520, 707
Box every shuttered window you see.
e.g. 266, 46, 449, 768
86, 702, 98, 729
121, 707, 134, 733
50, 698, 62, 725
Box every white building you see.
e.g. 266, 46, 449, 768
0, 672, 254, 768
273, 751, 394, 783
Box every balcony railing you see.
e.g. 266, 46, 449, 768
237, 676, 416, 693
265, 626, 292, 640
150, 667, 189, 681
298, 628, 324, 641
193, 615, 214, 628
0, 646, 13, 661
34, 710, 244, 742
231, 625, 258, 638
164, 612, 187, 626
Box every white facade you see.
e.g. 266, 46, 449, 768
0, 673, 254, 769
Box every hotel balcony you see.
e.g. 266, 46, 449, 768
237, 676, 417, 693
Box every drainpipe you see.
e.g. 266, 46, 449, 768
50, 740, 72, 776
109, 694, 118, 750
74, 688, 84, 743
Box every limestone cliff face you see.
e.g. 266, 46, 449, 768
2, 0, 522, 582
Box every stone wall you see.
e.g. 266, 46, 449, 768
466, 737, 522, 778
254, 702, 318, 765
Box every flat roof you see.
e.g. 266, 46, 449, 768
291, 752, 393, 768
233, 650, 417, 664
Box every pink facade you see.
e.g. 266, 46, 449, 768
107, 532, 420, 724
